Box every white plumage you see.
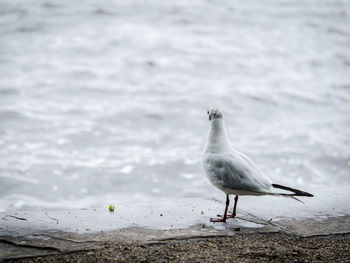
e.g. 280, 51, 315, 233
202, 107, 313, 222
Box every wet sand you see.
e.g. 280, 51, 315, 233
7, 232, 350, 263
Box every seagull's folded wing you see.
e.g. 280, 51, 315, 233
207, 152, 274, 193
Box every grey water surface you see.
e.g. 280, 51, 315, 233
0, 0, 349, 213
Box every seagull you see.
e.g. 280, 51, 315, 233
202, 107, 313, 222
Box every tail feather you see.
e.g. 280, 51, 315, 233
289, 195, 304, 204
272, 183, 314, 197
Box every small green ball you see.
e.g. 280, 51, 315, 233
109, 204, 115, 212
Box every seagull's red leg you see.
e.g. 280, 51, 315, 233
210, 195, 229, 222
230, 195, 239, 218
219, 195, 239, 219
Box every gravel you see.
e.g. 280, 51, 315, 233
7, 232, 350, 263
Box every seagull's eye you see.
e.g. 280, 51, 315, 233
207, 110, 209, 115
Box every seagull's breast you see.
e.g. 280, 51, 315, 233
202, 156, 226, 190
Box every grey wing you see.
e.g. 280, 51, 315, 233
208, 153, 273, 193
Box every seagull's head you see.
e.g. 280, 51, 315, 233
207, 108, 223, 121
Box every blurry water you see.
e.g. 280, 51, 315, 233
0, 0, 349, 211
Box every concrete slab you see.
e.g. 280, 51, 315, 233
1, 197, 349, 261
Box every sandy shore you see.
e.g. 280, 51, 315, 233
6, 232, 350, 263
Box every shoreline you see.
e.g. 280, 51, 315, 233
1, 200, 350, 262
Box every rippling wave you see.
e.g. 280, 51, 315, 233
0, 0, 349, 211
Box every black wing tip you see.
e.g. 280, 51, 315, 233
272, 183, 314, 197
